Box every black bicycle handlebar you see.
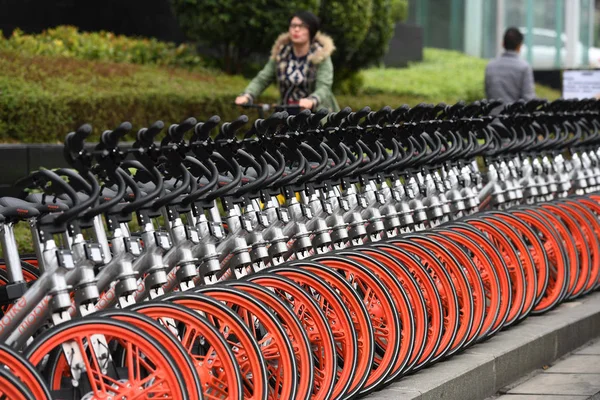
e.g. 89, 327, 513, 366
65, 124, 93, 154
219, 115, 249, 140
168, 117, 197, 143
193, 116, 221, 142
102, 122, 132, 149
138, 120, 165, 144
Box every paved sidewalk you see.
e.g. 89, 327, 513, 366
490, 339, 600, 400
367, 292, 600, 400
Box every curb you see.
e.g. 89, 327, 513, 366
367, 291, 600, 400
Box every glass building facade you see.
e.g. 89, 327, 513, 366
408, 0, 596, 70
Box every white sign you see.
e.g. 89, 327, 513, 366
562, 70, 600, 99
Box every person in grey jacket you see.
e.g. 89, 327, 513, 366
485, 27, 536, 103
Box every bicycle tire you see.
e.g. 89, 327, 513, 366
161, 291, 270, 400
267, 265, 358, 400
24, 317, 189, 399
195, 285, 298, 400
245, 273, 337, 400
126, 301, 244, 400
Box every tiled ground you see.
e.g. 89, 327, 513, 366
493, 340, 600, 400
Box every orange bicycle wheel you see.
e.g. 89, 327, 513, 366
93, 309, 203, 400
526, 206, 576, 302
313, 253, 409, 387
162, 292, 269, 400
552, 201, 599, 296
196, 286, 298, 400
426, 230, 486, 349
486, 211, 549, 307
25, 318, 189, 399
509, 208, 569, 313
479, 214, 537, 322
465, 218, 523, 328
269, 265, 358, 400
224, 280, 313, 400
566, 198, 600, 292
359, 244, 441, 371
293, 261, 374, 399
404, 233, 475, 355
246, 273, 337, 400
442, 222, 507, 339
0, 343, 51, 400
126, 302, 244, 400
0, 367, 34, 400
391, 238, 460, 363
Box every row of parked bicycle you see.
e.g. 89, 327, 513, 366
0, 98, 599, 399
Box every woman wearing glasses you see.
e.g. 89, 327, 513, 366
235, 11, 340, 112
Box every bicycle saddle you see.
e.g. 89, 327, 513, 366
0, 196, 68, 214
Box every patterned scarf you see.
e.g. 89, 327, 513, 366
276, 43, 320, 104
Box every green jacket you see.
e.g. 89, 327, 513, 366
243, 32, 340, 112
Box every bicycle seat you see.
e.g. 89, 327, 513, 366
0, 201, 40, 222
216, 174, 253, 187
49, 192, 90, 208
0, 196, 67, 214
243, 165, 277, 179
99, 187, 135, 204
25, 194, 71, 212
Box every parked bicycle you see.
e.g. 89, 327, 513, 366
1, 98, 600, 399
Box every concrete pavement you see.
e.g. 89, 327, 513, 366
490, 339, 600, 400
367, 292, 600, 400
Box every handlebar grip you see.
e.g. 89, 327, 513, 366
287, 109, 311, 129
138, 120, 164, 143
102, 121, 132, 148
257, 111, 288, 133
307, 108, 329, 128
65, 123, 93, 153
390, 104, 410, 122
327, 106, 352, 126
345, 106, 371, 126
221, 115, 249, 138
408, 103, 433, 121
446, 101, 466, 117
486, 99, 503, 111
355, 106, 372, 120
431, 103, 447, 117
169, 117, 197, 142
367, 106, 392, 125
460, 101, 481, 118
343, 107, 370, 127
194, 115, 221, 140
524, 99, 546, 113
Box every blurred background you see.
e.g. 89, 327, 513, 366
407, 0, 598, 87
0, 0, 597, 147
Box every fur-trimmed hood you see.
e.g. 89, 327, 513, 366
270, 32, 335, 64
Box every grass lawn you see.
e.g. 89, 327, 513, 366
360, 48, 560, 104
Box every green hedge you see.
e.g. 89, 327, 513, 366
0, 49, 260, 143
0, 26, 203, 69
0, 47, 561, 143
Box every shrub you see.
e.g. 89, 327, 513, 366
348, 0, 395, 72
0, 49, 269, 143
321, 0, 395, 95
0, 26, 203, 69
390, 0, 409, 22
171, 0, 320, 74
